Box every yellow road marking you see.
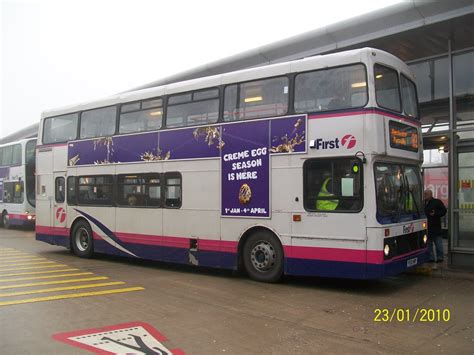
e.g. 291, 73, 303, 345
0, 264, 67, 271
0, 287, 145, 307
0, 256, 44, 261
0, 272, 94, 283
0, 268, 79, 277
0, 276, 108, 290
0, 261, 56, 267
0, 258, 47, 264
0, 252, 29, 257
0, 248, 14, 251
0, 281, 125, 297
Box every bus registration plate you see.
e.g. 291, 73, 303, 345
407, 257, 418, 267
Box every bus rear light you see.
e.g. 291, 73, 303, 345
293, 214, 301, 222
384, 244, 390, 256
384, 229, 390, 237
423, 234, 428, 244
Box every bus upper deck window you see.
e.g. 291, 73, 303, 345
43, 113, 78, 144
400, 75, 419, 119
224, 77, 289, 121
374, 64, 402, 113
166, 90, 219, 128
80, 106, 117, 139
119, 98, 163, 134
294, 64, 367, 114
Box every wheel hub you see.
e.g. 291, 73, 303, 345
76, 228, 89, 252
250, 241, 276, 271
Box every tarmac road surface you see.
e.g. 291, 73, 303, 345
0, 228, 472, 354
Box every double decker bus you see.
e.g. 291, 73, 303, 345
0, 138, 36, 228
36, 48, 427, 282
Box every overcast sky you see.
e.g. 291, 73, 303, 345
1, 0, 401, 138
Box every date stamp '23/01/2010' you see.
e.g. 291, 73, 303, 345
374, 308, 451, 323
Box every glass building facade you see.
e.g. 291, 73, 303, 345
409, 47, 474, 267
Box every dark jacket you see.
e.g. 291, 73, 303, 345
424, 198, 447, 236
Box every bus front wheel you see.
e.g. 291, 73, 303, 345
71, 220, 94, 258
243, 231, 284, 283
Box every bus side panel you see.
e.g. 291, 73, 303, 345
36, 148, 54, 242
160, 164, 222, 267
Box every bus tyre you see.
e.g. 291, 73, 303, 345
243, 231, 283, 283
2, 212, 10, 229
71, 220, 94, 258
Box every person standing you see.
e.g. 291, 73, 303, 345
424, 189, 447, 263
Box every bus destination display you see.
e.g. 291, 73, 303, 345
389, 121, 418, 152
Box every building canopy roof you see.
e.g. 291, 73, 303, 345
129, 0, 473, 91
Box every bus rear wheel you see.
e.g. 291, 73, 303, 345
2, 211, 10, 229
71, 220, 94, 258
243, 231, 284, 283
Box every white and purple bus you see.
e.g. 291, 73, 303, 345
36, 48, 428, 282
0, 138, 36, 228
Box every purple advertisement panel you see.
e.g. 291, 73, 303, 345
221, 120, 270, 218
68, 127, 222, 166
68, 133, 159, 166
113, 132, 159, 163
270, 115, 306, 154
67, 115, 306, 168
68, 138, 114, 166
0, 167, 10, 202
159, 126, 221, 160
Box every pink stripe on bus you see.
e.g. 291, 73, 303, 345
286, 245, 364, 263
39, 225, 425, 265
308, 110, 367, 119
385, 248, 427, 262
36, 225, 69, 236
309, 108, 421, 127
198, 239, 238, 253
115, 232, 239, 252
115, 232, 161, 245
367, 250, 384, 264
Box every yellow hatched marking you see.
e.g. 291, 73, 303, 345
0, 287, 145, 307
0, 268, 79, 277
0, 264, 67, 272
0, 252, 30, 257
0, 261, 58, 268
0, 281, 125, 297
0, 272, 94, 283
0, 256, 30, 260
0, 256, 45, 261
0, 276, 108, 290
0, 258, 47, 264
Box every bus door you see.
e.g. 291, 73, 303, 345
53, 172, 68, 236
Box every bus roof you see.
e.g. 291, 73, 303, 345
41, 47, 412, 119
0, 137, 36, 149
